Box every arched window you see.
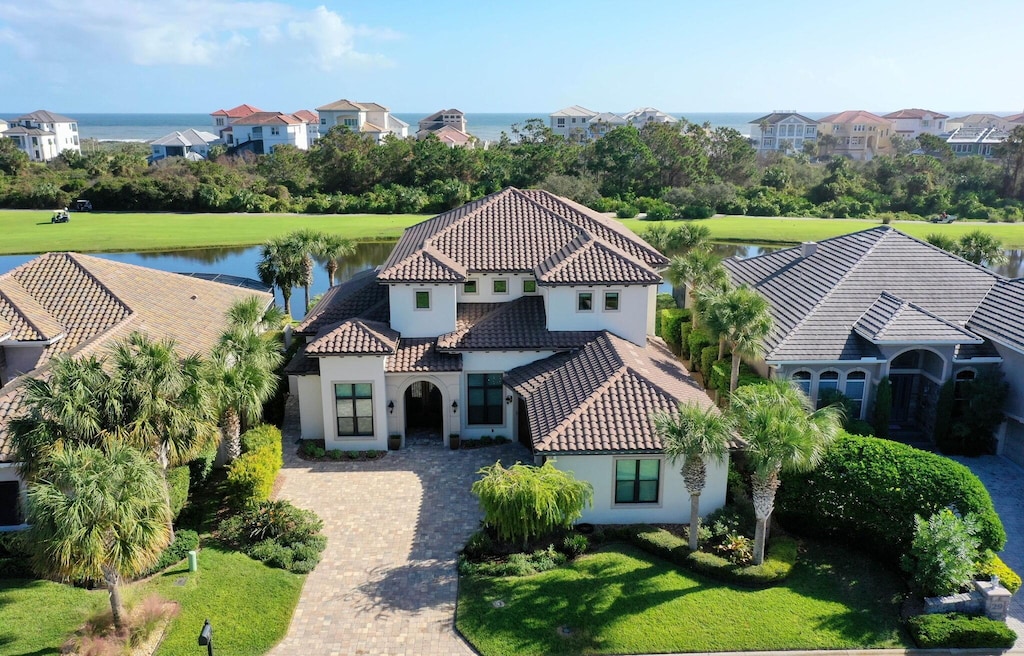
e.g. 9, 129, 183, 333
844, 371, 867, 419
817, 371, 840, 407
891, 350, 920, 369
791, 370, 811, 396
954, 370, 976, 401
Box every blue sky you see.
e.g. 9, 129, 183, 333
1, 0, 1022, 114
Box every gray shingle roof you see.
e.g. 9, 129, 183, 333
853, 292, 982, 344
10, 110, 76, 124
969, 279, 1024, 354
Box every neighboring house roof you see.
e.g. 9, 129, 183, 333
1006, 112, 1024, 124
436, 297, 598, 351
551, 105, 598, 118
2, 126, 54, 136
506, 333, 720, 454
292, 109, 319, 123
385, 338, 462, 373
232, 112, 302, 126
589, 112, 627, 124
969, 279, 1024, 354
294, 269, 387, 336
817, 110, 892, 125
623, 107, 679, 123
316, 99, 367, 112
949, 113, 1006, 125
883, 108, 950, 120
0, 253, 273, 462
947, 127, 1008, 144
150, 129, 219, 147
378, 188, 666, 284
853, 291, 982, 345
723, 227, 999, 362
420, 109, 464, 123
211, 104, 263, 118
306, 318, 399, 356
431, 125, 473, 145
10, 110, 76, 124
750, 112, 818, 125
0, 316, 11, 341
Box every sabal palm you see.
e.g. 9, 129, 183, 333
227, 295, 285, 332
666, 250, 730, 328
25, 442, 171, 632
701, 285, 773, 392
729, 380, 842, 564
316, 233, 357, 287
288, 229, 325, 313
654, 402, 733, 551
256, 237, 304, 316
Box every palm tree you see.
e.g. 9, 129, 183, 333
758, 118, 770, 152
729, 380, 842, 564
701, 285, 774, 393
666, 250, 730, 328
256, 237, 304, 316
207, 325, 283, 461
955, 230, 1008, 266
315, 233, 357, 287
288, 229, 326, 313
25, 442, 171, 632
654, 402, 734, 551
226, 295, 285, 331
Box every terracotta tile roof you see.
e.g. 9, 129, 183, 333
433, 125, 473, 144
818, 110, 893, 125
0, 253, 272, 462
377, 247, 467, 283
0, 279, 67, 341
360, 122, 385, 133
536, 237, 662, 286
437, 297, 598, 351
284, 348, 320, 376
292, 109, 318, 123
0, 316, 11, 340
882, 108, 950, 120
294, 270, 388, 335
211, 104, 263, 118
306, 319, 399, 356
385, 338, 462, 373
853, 292, 982, 344
507, 334, 719, 454
233, 112, 302, 126
378, 188, 665, 285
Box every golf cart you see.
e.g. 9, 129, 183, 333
51, 208, 70, 223
74, 199, 93, 212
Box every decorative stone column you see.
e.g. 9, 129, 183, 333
975, 579, 1012, 621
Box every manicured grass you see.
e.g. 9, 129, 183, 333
0, 578, 104, 654
0, 210, 427, 255
620, 215, 1024, 248
456, 542, 909, 655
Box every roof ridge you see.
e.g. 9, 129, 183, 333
866, 291, 908, 339
535, 233, 592, 280
62, 253, 135, 318
436, 296, 530, 349
0, 283, 54, 341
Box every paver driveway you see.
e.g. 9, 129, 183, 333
270, 401, 530, 655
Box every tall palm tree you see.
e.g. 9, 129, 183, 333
701, 285, 774, 392
654, 402, 734, 551
226, 295, 284, 331
315, 233, 357, 287
25, 442, 171, 632
729, 380, 842, 564
666, 250, 730, 328
207, 325, 283, 461
257, 237, 304, 316
288, 229, 326, 313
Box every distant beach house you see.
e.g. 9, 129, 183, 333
816, 110, 896, 160
0, 110, 81, 162
549, 106, 598, 141
149, 129, 220, 162
210, 104, 263, 145
947, 113, 1014, 132
228, 112, 310, 154
882, 108, 949, 140
721, 227, 1024, 468
286, 187, 731, 524
748, 111, 818, 154
623, 107, 679, 128
292, 109, 321, 147
0, 254, 272, 528
587, 112, 628, 139
550, 106, 678, 142
315, 99, 409, 143
416, 109, 475, 147
945, 126, 1008, 158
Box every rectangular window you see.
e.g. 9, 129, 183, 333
336, 383, 373, 436
615, 459, 660, 504
415, 290, 430, 309
343, 118, 357, 127
320, 118, 327, 125
270, 126, 280, 135
577, 292, 593, 311
557, 118, 565, 126
522, 279, 537, 293
464, 280, 478, 294
468, 373, 503, 425
216, 118, 225, 126
604, 291, 620, 311
492, 279, 508, 294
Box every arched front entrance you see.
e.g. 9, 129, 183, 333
888, 348, 945, 438
405, 380, 443, 443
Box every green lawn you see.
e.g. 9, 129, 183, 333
457, 542, 909, 655
0, 577, 104, 654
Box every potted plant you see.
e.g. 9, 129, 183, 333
449, 433, 461, 450
388, 433, 401, 451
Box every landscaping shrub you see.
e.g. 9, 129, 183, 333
463, 530, 496, 560
560, 533, 590, 559
615, 205, 638, 219
679, 323, 693, 359
659, 308, 690, 351
241, 424, 283, 455
0, 533, 31, 578
872, 377, 892, 438
901, 509, 981, 596
655, 293, 677, 312
299, 441, 326, 459
686, 328, 713, 369
776, 434, 1005, 563
187, 440, 217, 486
699, 346, 718, 383
166, 466, 190, 520
935, 371, 1008, 456
226, 435, 284, 509
459, 545, 567, 577
709, 358, 729, 391
141, 530, 199, 578
218, 500, 326, 574
907, 613, 1017, 649
975, 552, 1022, 593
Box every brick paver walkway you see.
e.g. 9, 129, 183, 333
270, 397, 530, 655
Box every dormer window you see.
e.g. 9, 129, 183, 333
415, 290, 431, 310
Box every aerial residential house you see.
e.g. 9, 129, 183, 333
0, 110, 81, 162
1002, 111, 1024, 127
228, 112, 310, 154
945, 126, 1008, 158
209, 104, 263, 145
315, 99, 409, 143
587, 112, 629, 139
882, 108, 949, 140
427, 125, 476, 148
149, 129, 220, 162
947, 114, 1014, 132
623, 107, 680, 129
549, 106, 599, 142
0, 253, 272, 528
292, 109, 321, 147
286, 187, 733, 524
816, 110, 896, 160
748, 111, 818, 154
722, 227, 1024, 468
417, 109, 467, 135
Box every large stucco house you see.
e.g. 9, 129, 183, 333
286, 188, 730, 524
1, 110, 81, 162
0, 254, 273, 528
315, 99, 409, 143
722, 227, 1024, 468
816, 110, 896, 160
749, 111, 818, 154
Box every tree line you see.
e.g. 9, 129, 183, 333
1, 121, 1023, 221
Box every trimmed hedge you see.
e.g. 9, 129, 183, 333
227, 425, 284, 508
167, 466, 190, 520
625, 524, 796, 588
906, 613, 1017, 649
188, 440, 217, 485
687, 327, 713, 367
141, 529, 200, 578
776, 434, 1006, 562
699, 346, 718, 381
241, 424, 283, 455
659, 308, 691, 351
976, 553, 1022, 593
710, 359, 762, 392
679, 323, 693, 359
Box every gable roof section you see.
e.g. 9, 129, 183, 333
11, 110, 76, 124
151, 129, 219, 147
294, 269, 388, 335
292, 109, 318, 123
883, 108, 950, 119
853, 291, 982, 344
550, 105, 598, 117
437, 296, 597, 351
306, 318, 398, 356
506, 334, 718, 454
385, 338, 462, 373
536, 237, 662, 286
750, 112, 818, 125
818, 110, 892, 125
377, 246, 467, 283
316, 99, 367, 112
969, 279, 1024, 353
233, 112, 302, 126
211, 104, 263, 118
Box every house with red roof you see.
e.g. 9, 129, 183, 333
882, 108, 949, 140
286, 188, 733, 524
228, 112, 310, 154
816, 110, 896, 160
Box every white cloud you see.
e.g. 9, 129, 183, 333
0, 0, 396, 69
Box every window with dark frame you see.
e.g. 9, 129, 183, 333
604, 291, 620, 311
415, 290, 430, 309
577, 292, 593, 311
493, 279, 508, 294
464, 280, 478, 294
523, 279, 537, 293
467, 373, 503, 424
845, 371, 866, 418
615, 459, 660, 504
335, 383, 373, 437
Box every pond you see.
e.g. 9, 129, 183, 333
1, 241, 1022, 319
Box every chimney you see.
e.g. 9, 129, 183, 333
801, 242, 818, 258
